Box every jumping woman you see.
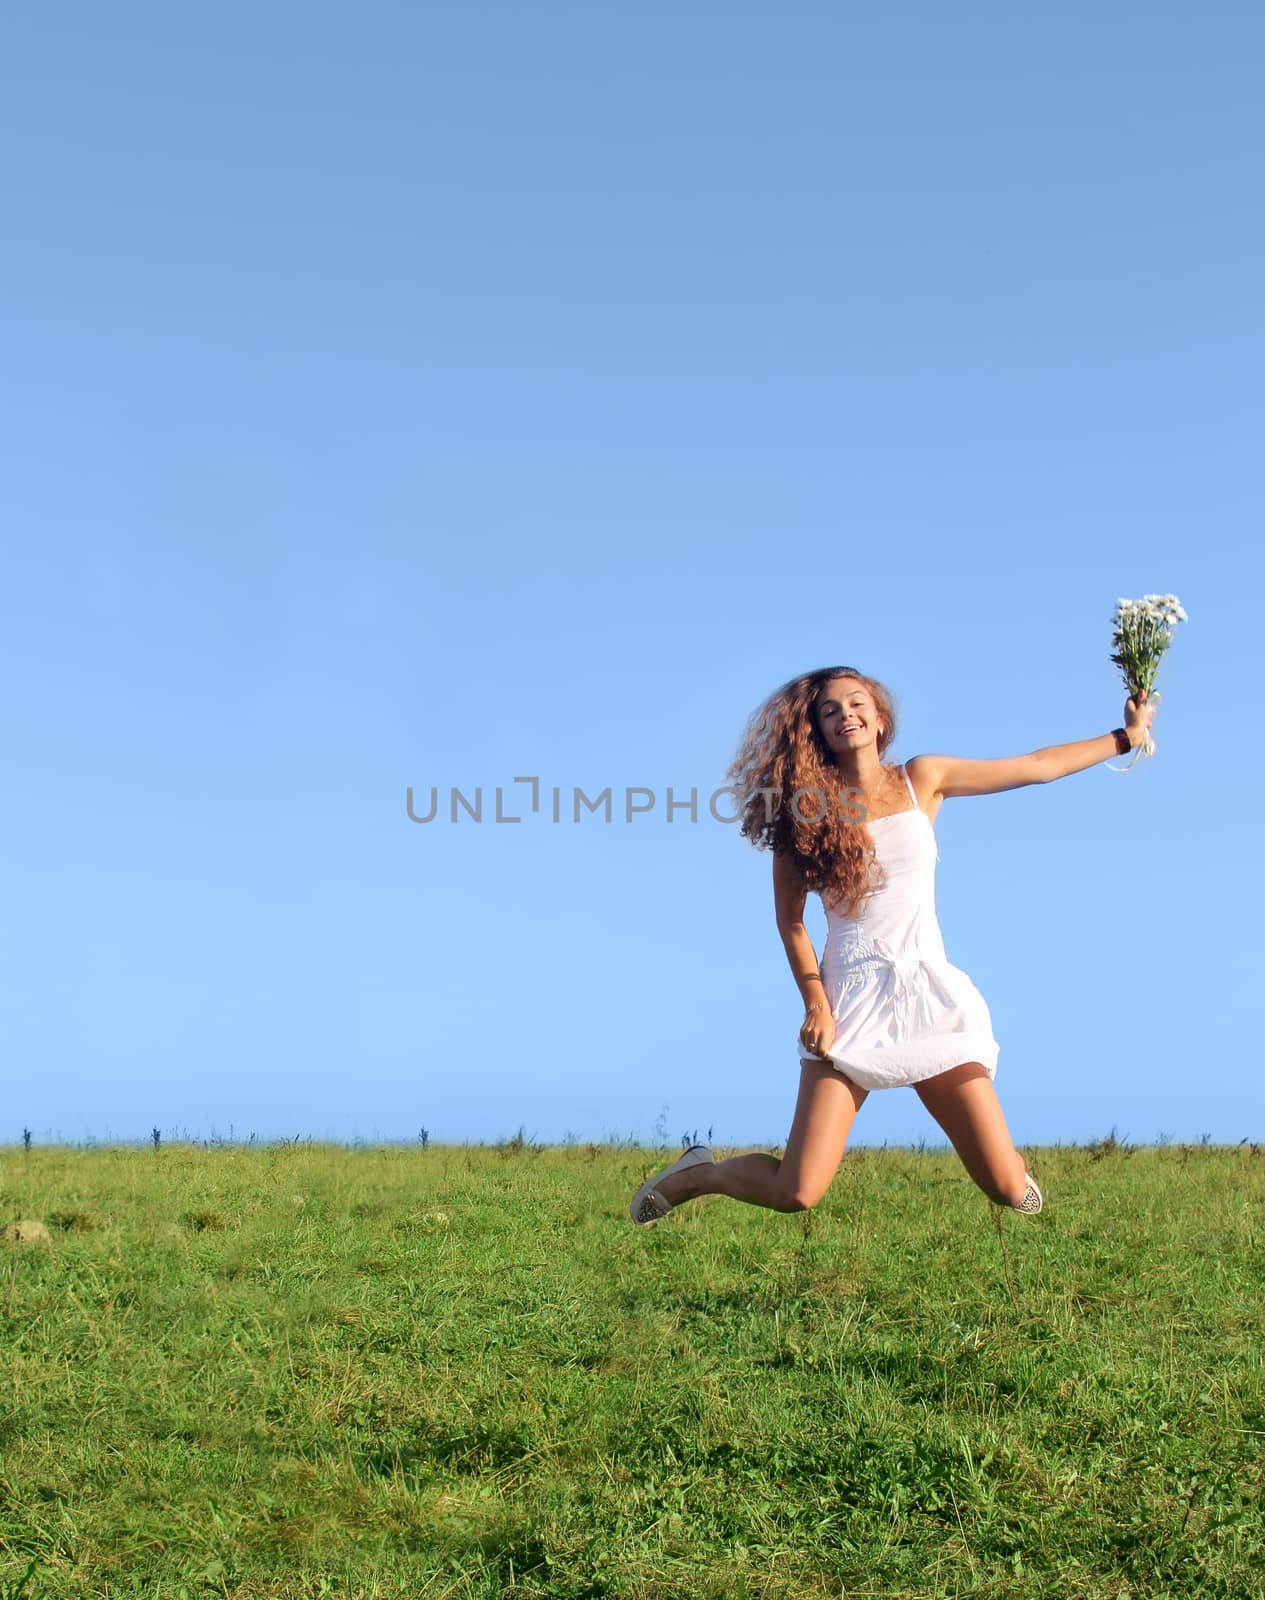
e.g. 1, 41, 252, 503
630, 665, 1153, 1225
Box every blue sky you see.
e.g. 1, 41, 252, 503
2, 3, 1260, 1150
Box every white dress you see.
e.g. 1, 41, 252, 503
797, 765, 1000, 1090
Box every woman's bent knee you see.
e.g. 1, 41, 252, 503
769, 1138, 847, 1211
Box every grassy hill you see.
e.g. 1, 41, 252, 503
1, 1139, 1261, 1598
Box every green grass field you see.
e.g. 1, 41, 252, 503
2, 1139, 1262, 1599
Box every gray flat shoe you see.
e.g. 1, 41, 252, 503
629, 1144, 714, 1224
1014, 1171, 1043, 1215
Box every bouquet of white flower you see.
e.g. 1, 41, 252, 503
1106, 593, 1188, 770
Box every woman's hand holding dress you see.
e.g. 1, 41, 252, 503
799, 1001, 835, 1059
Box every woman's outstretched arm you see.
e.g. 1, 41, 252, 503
911, 694, 1152, 798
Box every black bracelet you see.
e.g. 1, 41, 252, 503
1111, 727, 1131, 755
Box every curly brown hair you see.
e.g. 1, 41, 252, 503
724, 664, 905, 918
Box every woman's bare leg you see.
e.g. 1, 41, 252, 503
913, 1061, 1029, 1206
652, 1060, 868, 1212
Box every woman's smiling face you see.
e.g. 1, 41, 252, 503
815, 677, 881, 755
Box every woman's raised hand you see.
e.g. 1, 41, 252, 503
799, 999, 836, 1059
1124, 688, 1155, 746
